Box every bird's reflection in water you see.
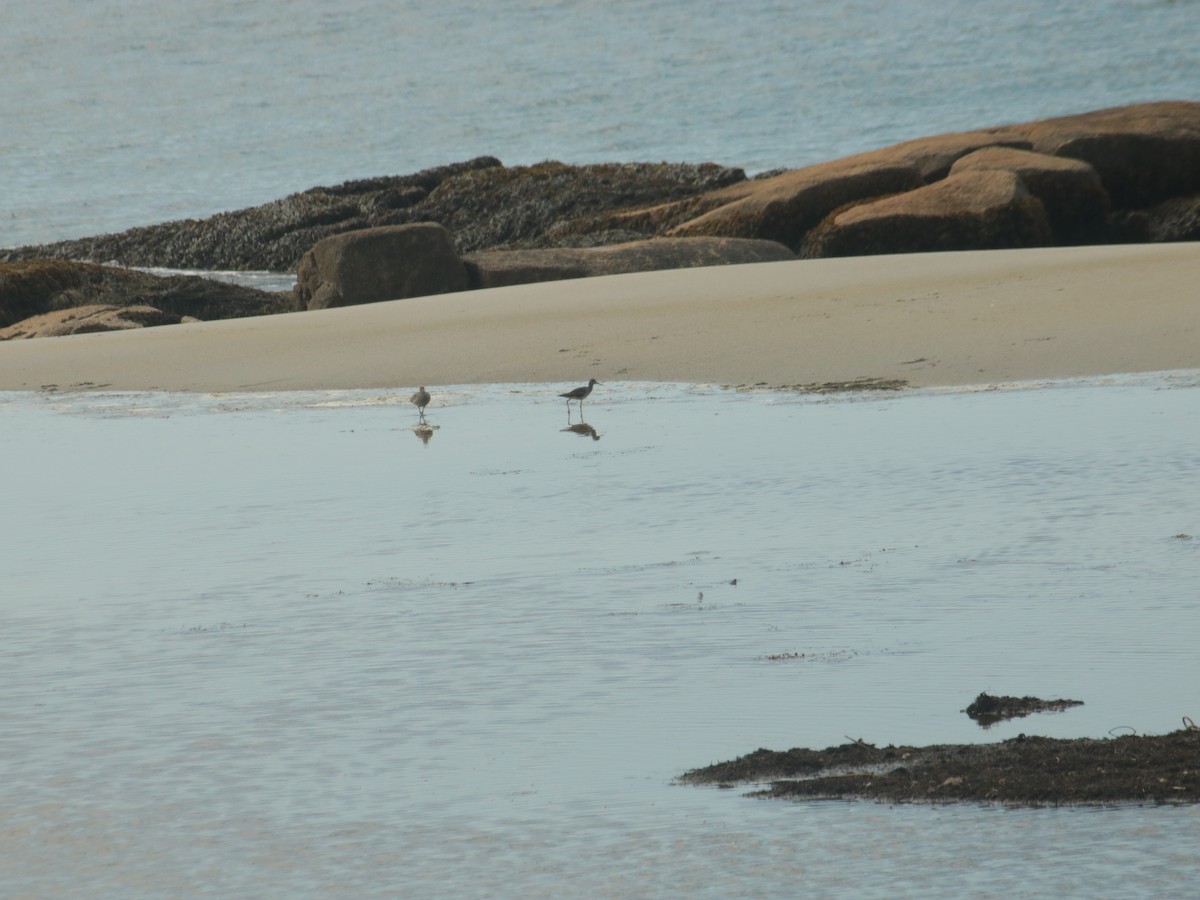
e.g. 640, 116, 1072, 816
561, 422, 601, 441
412, 423, 438, 445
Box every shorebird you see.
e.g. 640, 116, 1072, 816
410, 386, 431, 419
559, 378, 601, 414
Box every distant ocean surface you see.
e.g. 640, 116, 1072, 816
3, 0, 1198, 250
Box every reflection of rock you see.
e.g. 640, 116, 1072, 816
294, 224, 468, 310
562, 422, 600, 441
964, 691, 1084, 726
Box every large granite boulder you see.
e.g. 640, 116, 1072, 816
637, 101, 1200, 256
0, 259, 290, 330
801, 170, 1052, 257
949, 147, 1110, 243
293, 223, 469, 310
1012, 101, 1200, 208
849, 132, 1035, 182
0, 304, 183, 340
641, 135, 1033, 253
463, 237, 794, 289
663, 161, 925, 248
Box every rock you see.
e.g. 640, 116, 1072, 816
851, 102, 1200, 210
0, 259, 290, 330
293, 223, 469, 310
801, 170, 1053, 257
463, 237, 794, 289
4, 102, 1198, 288
682, 729, 1200, 806
1110, 192, 1200, 244
850, 131, 1035, 182
415, 160, 746, 252
1013, 101, 1200, 208
1141, 193, 1200, 242
0, 157, 503, 272
665, 161, 925, 249
949, 147, 1110, 243
1, 158, 744, 272
638, 101, 1200, 255
964, 692, 1084, 726
0, 304, 180, 340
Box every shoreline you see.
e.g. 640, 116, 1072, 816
1, 243, 1198, 394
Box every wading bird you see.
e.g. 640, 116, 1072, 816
559, 379, 601, 415
410, 386, 431, 420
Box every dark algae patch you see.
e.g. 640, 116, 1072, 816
964, 691, 1085, 727
729, 377, 908, 394
682, 725, 1200, 806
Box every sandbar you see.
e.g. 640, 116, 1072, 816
1, 243, 1197, 393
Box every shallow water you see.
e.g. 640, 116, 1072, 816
2, 377, 1200, 897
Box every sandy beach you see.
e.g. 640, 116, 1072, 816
1, 243, 1197, 393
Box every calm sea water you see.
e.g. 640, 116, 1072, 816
3, 0, 1198, 249
3, 378, 1200, 897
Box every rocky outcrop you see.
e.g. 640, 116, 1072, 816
0, 158, 503, 272
293, 223, 468, 310
663, 161, 925, 248
801, 170, 1053, 257
1137, 194, 1195, 243
412, 160, 744, 252
1, 159, 745, 272
948, 147, 1109, 243
5, 102, 1196, 275
464, 237, 794, 289
666, 101, 1200, 256
1, 101, 1196, 331
0, 304, 186, 340
1131, 193, 1200, 242
1014, 102, 1200, 208
0, 259, 290, 330
851, 132, 1036, 183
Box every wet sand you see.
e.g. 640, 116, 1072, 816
1, 243, 1198, 392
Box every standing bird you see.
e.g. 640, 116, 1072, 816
410, 386, 431, 420
559, 378, 601, 415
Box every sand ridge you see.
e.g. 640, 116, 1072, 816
0, 243, 1197, 393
